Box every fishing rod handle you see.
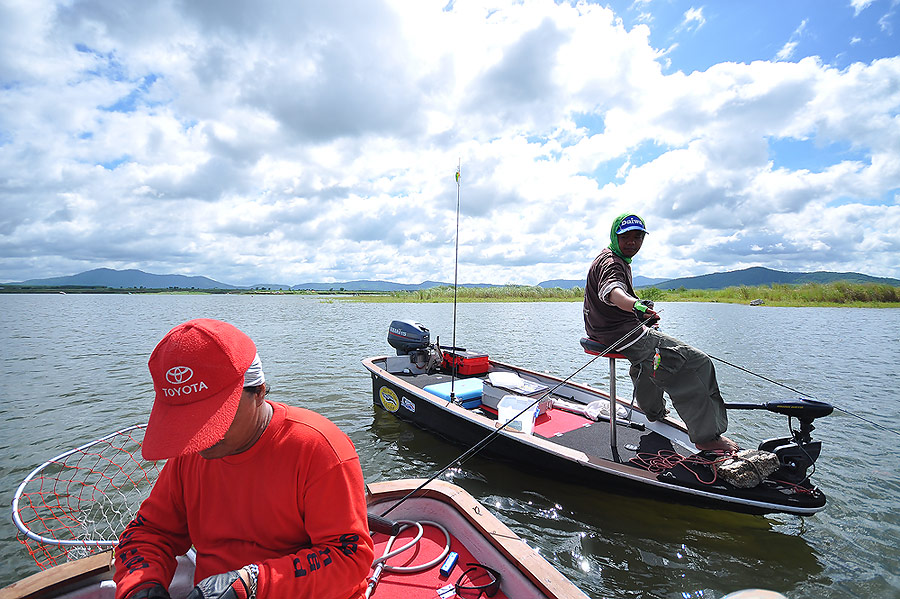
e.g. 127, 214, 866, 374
368, 512, 401, 536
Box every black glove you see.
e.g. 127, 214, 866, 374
186, 570, 249, 599
128, 583, 171, 599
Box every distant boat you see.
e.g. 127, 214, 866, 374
749, 299, 764, 306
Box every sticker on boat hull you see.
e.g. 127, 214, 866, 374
379, 386, 400, 412
400, 397, 416, 412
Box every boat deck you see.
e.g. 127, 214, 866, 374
390, 366, 693, 471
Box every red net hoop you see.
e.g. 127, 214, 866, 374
11, 424, 162, 569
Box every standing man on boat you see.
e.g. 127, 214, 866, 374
583, 214, 739, 453
113, 319, 375, 599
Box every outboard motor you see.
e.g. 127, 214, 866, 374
386, 320, 442, 374
729, 398, 834, 484
388, 320, 431, 355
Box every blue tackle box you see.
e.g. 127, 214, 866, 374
423, 378, 483, 409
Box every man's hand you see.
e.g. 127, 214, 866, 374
128, 583, 171, 599
633, 299, 660, 325
186, 570, 249, 599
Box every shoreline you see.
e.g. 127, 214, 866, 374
2, 283, 899, 308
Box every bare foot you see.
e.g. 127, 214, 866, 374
695, 435, 739, 453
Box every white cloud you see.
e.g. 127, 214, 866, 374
851, 0, 876, 17
0, 0, 898, 286
680, 7, 706, 32
776, 41, 799, 61
775, 19, 808, 62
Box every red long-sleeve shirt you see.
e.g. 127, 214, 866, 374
114, 402, 375, 599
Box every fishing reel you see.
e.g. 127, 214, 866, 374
728, 398, 834, 484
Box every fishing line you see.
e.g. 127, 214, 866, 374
710, 354, 900, 438
379, 319, 650, 518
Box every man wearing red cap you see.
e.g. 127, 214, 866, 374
583, 214, 738, 453
113, 319, 375, 599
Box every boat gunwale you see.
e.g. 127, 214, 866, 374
0, 550, 114, 599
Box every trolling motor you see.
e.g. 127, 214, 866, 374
726, 398, 834, 483
387, 320, 443, 373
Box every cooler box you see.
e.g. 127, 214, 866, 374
424, 378, 483, 409
482, 382, 550, 415
442, 350, 490, 376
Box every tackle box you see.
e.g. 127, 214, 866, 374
441, 350, 490, 375
424, 378, 483, 409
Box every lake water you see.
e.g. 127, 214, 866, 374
1, 294, 898, 598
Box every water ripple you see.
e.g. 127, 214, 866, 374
1, 296, 898, 598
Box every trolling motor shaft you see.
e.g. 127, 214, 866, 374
725, 398, 834, 483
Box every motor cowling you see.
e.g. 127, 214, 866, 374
388, 320, 431, 355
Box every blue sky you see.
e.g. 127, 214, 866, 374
1, 0, 898, 286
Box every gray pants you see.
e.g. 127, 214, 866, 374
619, 329, 728, 444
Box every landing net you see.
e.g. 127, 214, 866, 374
11, 424, 161, 570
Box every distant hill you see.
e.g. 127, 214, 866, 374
13, 268, 237, 289
647, 266, 900, 290
5, 266, 897, 292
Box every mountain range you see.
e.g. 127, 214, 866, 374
5, 266, 899, 291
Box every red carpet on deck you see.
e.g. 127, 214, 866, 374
371, 524, 509, 599
532, 409, 593, 437
480, 405, 592, 438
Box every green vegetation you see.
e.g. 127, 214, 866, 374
354, 285, 585, 303
350, 282, 900, 307
3, 282, 898, 307
639, 282, 900, 307
0, 286, 380, 296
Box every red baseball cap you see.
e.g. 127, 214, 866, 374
142, 319, 257, 460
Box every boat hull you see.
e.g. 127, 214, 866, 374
364, 356, 827, 516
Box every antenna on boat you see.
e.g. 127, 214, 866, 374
449, 160, 462, 404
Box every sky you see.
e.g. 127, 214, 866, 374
1, 0, 899, 287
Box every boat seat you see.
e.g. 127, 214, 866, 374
579, 337, 626, 359
580, 337, 628, 461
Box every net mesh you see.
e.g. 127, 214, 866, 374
13, 425, 162, 570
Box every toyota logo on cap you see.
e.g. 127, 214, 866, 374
166, 366, 194, 384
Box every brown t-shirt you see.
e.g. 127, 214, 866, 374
582, 248, 644, 348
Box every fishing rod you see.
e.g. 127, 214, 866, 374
448, 160, 461, 404
710, 354, 900, 438
379, 318, 649, 518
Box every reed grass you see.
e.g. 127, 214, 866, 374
358, 285, 584, 303
351, 282, 900, 307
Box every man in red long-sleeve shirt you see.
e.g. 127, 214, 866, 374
114, 318, 374, 599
